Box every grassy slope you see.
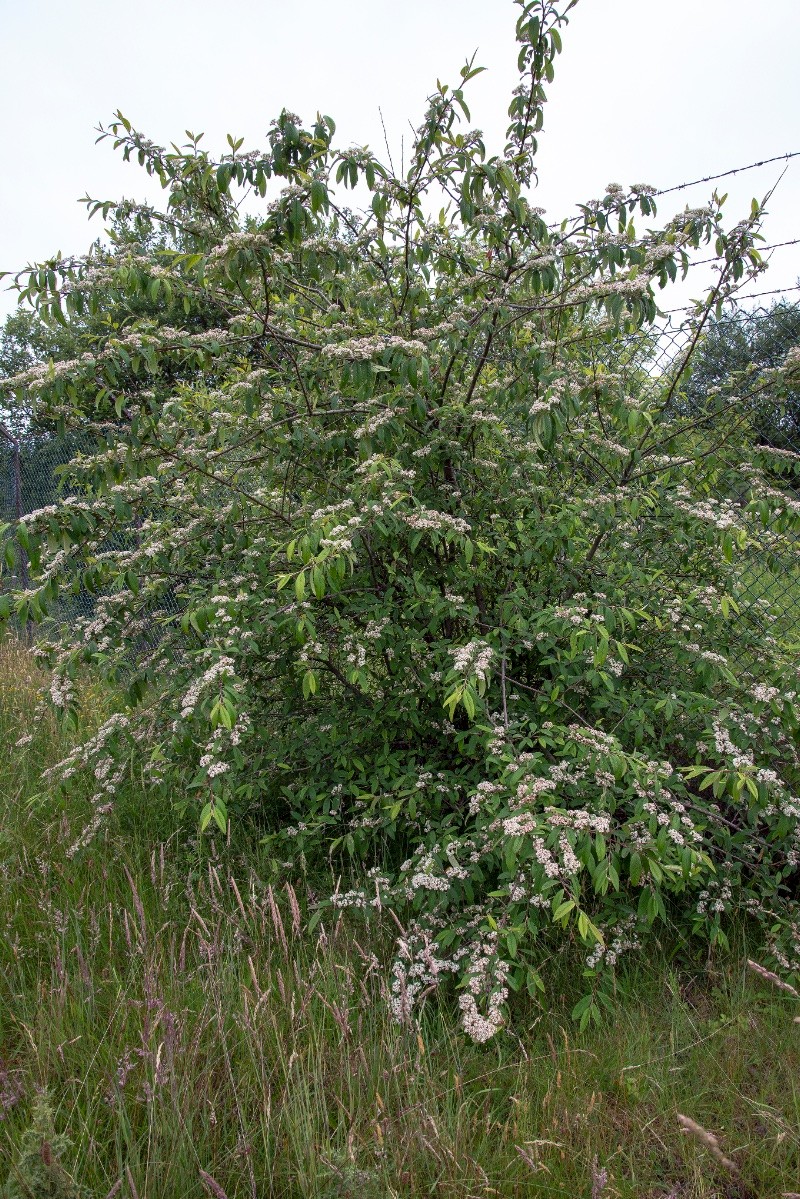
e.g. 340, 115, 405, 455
1, 638, 799, 1199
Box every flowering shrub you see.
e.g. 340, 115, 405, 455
3, 0, 800, 1036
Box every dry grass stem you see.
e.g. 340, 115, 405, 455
677, 1113, 739, 1173
747, 959, 800, 999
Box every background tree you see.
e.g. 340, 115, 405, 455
684, 297, 800, 453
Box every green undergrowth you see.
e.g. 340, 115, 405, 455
1, 639, 799, 1199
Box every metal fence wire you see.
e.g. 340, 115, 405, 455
1, 297, 799, 642
0, 429, 102, 625
632, 299, 800, 641
0, 426, 187, 639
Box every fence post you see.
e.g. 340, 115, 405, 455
1, 422, 31, 639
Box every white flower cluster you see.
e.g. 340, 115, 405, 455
342, 633, 367, 669
501, 812, 538, 836
552, 603, 588, 627
40, 713, 132, 858
322, 335, 426, 361
695, 879, 734, 918
354, 408, 395, 439
443, 591, 466, 609
586, 915, 641, 970
468, 779, 503, 816
450, 639, 494, 683
532, 837, 560, 879
544, 806, 611, 833
568, 275, 652, 305
529, 394, 561, 417
400, 506, 471, 535
567, 724, 618, 754
711, 718, 753, 770
364, 616, 390, 641
389, 923, 458, 1023
409, 871, 450, 892
319, 522, 356, 551
672, 487, 742, 531
208, 231, 272, 261
180, 657, 236, 719
458, 933, 509, 1043
510, 776, 557, 809
49, 672, 76, 710
309, 499, 355, 523
783, 345, 800, 377
759, 444, 800, 464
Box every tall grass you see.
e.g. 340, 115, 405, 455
1, 637, 799, 1198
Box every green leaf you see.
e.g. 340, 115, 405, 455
311, 565, 326, 598
571, 993, 592, 1021
310, 179, 328, 213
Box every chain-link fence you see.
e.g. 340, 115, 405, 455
477, 294, 800, 645
0, 429, 102, 632
0, 426, 188, 649
2, 297, 800, 646
636, 299, 800, 641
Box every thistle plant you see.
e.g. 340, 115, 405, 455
2, 1092, 86, 1199
3, 0, 800, 1038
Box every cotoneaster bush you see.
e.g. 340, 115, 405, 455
3, 0, 800, 1037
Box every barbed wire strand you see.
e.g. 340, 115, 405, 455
686, 238, 800, 270
665, 282, 800, 314
652, 151, 800, 198
544, 151, 800, 233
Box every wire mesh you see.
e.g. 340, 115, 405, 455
1, 298, 799, 649
615, 300, 800, 641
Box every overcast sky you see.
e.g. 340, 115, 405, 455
1, 0, 798, 320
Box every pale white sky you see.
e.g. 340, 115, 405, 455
1, 0, 798, 319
